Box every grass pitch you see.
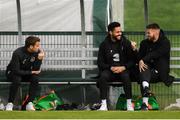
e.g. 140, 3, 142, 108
0, 111, 180, 119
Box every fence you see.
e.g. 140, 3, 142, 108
0, 31, 180, 77
0, 31, 180, 110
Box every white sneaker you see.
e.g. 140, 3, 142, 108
98, 103, 108, 111
26, 102, 35, 111
0, 103, 5, 110
5, 103, 13, 111
127, 103, 134, 111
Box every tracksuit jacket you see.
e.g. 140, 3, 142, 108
138, 30, 171, 83
6, 46, 42, 76
97, 35, 135, 73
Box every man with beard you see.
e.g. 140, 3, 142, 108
138, 23, 174, 110
97, 22, 136, 111
5, 36, 44, 111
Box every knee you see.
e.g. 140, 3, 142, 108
121, 71, 130, 78
120, 72, 131, 83
121, 71, 130, 79
31, 75, 39, 80
99, 70, 111, 81
11, 75, 21, 85
30, 75, 39, 84
139, 68, 151, 82
139, 67, 150, 74
31, 80, 39, 85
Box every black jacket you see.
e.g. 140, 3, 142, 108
138, 30, 170, 82
97, 35, 135, 72
6, 46, 42, 76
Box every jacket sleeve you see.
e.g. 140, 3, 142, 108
123, 41, 136, 69
138, 41, 147, 61
32, 51, 42, 70
10, 52, 32, 75
97, 43, 111, 71
143, 39, 170, 62
32, 59, 42, 70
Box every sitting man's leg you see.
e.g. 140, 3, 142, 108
139, 68, 152, 110
120, 71, 134, 111
25, 75, 39, 111
5, 73, 21, 111
97, 70, 111, 111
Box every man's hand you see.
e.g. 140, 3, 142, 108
139, 60, 148, 72
32, 70, 41, 75
38, 48, 45, 60
131, 41, 137, 51
111, 66, 126, 74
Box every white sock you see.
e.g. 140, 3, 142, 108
127, 99, 132, 105
101, 99, 107, 105
99, 99, 108, 110
142, 81, 149, 88
127, 99, 134, 111
143, 97, 149, 106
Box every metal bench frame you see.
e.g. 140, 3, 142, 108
0, 47, 180, 104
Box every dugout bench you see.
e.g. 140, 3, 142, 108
0, 47, 180, 106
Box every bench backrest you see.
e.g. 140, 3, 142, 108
0, 31, 180, 80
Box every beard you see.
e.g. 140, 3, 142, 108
112, 35, 121, 41
147, 35, 155, 41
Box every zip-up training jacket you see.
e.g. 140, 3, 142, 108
138, 30, 170, 82
97, 35, 136, 72
6, 46, 42, 76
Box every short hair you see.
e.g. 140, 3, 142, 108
25, 36, 40, 48
146, 23, 160, 29
108, 22, 121, 32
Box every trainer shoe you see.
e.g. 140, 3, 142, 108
141, 102, 148, 111
0, 103, 5, 111
143, 87, 152, 97
5, 102, 13, 111
90, 103, 101, 110
26, 102, 35, 111
98, 103, 108, 111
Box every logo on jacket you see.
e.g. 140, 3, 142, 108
30, 57, 35, 62
113, 53, 120, 62
22, 59, 27, 64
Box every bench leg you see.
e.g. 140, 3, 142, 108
81, 85, 86, 105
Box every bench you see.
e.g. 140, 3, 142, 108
0, 47, 180, 104
0, 31, 180, 106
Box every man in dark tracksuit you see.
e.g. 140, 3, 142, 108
138, 23, 174, 110
97, 22, 136, 111
5, 36, 44, 111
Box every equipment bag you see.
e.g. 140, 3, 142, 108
116, 94, 159, 110
33, 90, 64, 111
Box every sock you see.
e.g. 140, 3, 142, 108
127, 99, 132, 106
101, 99, 107, 105
142, 81, 149, 88
143, 97, 149, 106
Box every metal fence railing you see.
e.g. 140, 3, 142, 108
0, 31, 180, 110
0, 31, 180, 77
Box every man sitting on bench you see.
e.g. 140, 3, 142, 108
138, 23, 174, 110
97, 22, 136, 111
5, 36, 44, 111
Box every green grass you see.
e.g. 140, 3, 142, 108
0, 111, 180, 119
125, 0, 180, 31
